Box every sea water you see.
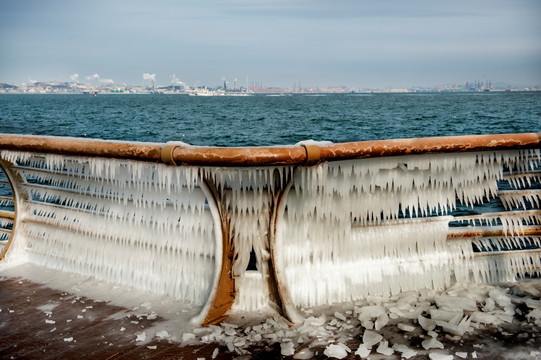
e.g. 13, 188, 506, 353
0, 92, 539, 146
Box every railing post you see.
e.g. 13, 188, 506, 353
193, 177, 236, 326
268, 168, 304, 324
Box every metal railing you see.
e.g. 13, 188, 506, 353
0, 132, 539, 325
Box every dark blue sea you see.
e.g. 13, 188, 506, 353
0, 92, 540, 146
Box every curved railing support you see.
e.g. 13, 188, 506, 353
268, 168, 304, 324
0, 159, 20, 261
193, 177, 236, 326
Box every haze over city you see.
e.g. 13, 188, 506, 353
1, 0, 540, 89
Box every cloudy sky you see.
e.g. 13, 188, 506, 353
1, 0, 540, 88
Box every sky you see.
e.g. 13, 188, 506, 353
0, 0, 540, 89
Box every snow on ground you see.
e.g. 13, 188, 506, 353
1, 263, 541, 359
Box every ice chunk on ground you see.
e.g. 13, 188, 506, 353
182, 333, 196, 342
470, 311, 500, 325
392, 344, 417, 359
397, 322, 416, 332
281, 341, 295, 356
155, 330, 169, 339
303, 315, 326, 326
355, 344, 371, 358
212, 348, 219, 359
362, 330, 383, 348
418, 314, 436, 331
430, 309, 464, 321
361, 320, 374, 329
63, 337, 73, 342
334, 311, 346, 321
435, 295, 477, 312
489, 288, 511, 307
429, 352, 454, 360
324, 344, 348, 359
422, 336, 444, 350
376, 340, 393, 356
293, 348, 314, 359
375, 313, 389, 330
356, 305, 386, 321
455, 351, 468, 358
436, 315, 472, 336
135, 331, 146, 342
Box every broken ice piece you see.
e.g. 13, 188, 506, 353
376, 340, 393, 356
422, 337, 444, 350
357, 305, 386, 321
182, 333, 196, 342
293, 348, 314, 360
429, 352, 453, 360
375, 313, 389, 330
397, 323, 416, 332
303, 315, 326, 327
392, 344, 417, 359
355, 344, 371, 358
323, 344, 348, 359
435, 295, 477, 312
489, 288, 511, 307
362, 330, 383, 348
418, 314, 436, 331
147, 345, 157, 350
136, 331, 146, 342
45, 319, 55, 324
212, 348, 219, 359
361, 320, 374, 329
430, 309, 463, 322
281, 342, 295, 356
470, 311, 500, 325
334, 311, 347, 321
155, 330, 169, 339
455, 351, 468, 358
233, 338, 246, 347
63, 337, 73, 342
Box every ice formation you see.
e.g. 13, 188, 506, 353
276, 149, 541, 308
0, 151, 217, 306
0, 146, 539, 324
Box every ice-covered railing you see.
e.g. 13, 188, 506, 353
0, 133, 539, 325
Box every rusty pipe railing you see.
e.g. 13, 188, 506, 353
0, 132, 539, 166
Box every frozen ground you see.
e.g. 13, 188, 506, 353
1, 263, 540, 359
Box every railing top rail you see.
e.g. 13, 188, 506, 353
0, 132, 539, 166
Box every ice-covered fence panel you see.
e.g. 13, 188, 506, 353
0, 151, 217, 305
275, 150, 541, 308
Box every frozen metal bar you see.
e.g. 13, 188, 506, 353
0, 210, 15, 220
474, 248, 541, 258
447, 225, 541, 239
0, 132, 539, 167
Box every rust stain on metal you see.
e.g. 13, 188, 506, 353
0, 134, 163, 162
448, 227, 541, 239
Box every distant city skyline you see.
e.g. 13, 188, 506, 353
1, 0, 540, 89
1, 73, 537, 92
